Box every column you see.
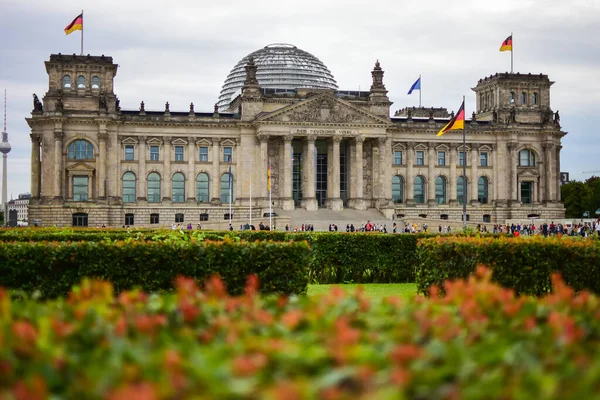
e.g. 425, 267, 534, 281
448, 144, 457, 205
53, 130, 63, 199
379, 137, 392, 207
210, 138, 220, 203
544, 143, 553, 202
555, 145, 561, 203
427, 143, 436, 206
301, 135, 317, 211
107, 130, 119, 200
187, 138, 196, 202
259, 135, 269, 203
162, 137, 171, 201
348, 136, 365, 210
98, 129, 107, 199
470, 144, 479, 204
508, 142, 518, 203
491, 144, 497, 205
405, 142, 414, 204
328, 136, 343, 210
282, 135, 294, 210
30, 133, 41, 198
137, 136, 146, 201
495, 141, 508, 206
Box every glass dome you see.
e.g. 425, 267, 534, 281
217, 43, 338, 111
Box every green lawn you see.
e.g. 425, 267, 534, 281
307, 283, 418, 299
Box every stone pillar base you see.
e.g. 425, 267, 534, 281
508, 200, 521, 207
470, 200, 481, 206
210, 198, 221, 206
348, 198, 367, 210
448, 199, 459, 207
405, 199, 416, 207
186, 198, 196, 204
281, 198, 295, 211
380, 208, 396, 219
301, 197, 318, 211
326, 198, 344, 211
427, 199, 438, 207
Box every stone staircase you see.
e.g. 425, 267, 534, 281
276, 208, 393, 231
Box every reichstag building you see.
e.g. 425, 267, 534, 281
26, 43, 565, 227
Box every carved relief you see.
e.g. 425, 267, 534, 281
362, 141, 372, 197
280, 96, 373, 124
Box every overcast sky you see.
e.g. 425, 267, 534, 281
1, 0, 599, 199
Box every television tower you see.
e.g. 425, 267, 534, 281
0, 90, 11, 226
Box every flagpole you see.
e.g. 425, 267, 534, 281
80, 10, 84, 56
462, 95, 467, 227
419, 74, 422, 107
268, 164, 272, 230
510, 31, 513, 73
249, 159, 252, 229
229, 164, 232, 229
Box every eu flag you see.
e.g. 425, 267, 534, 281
407, 77, 421, 95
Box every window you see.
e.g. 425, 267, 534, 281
199, 213, 209, 221
150, 213, 160, 224
457, 176, 467, 205
480, 152, 488, 167
147, 172, 161, 203
435, 176, 446, 204
124, 213, 134, 226
519, 149, 536, 167
532, 92, 538, 105
393, 151, 403, 165
91, 76, 100, 89
196, 173, 210, 202
68, 140, 94, 160
172, 172, 185, 203
199, 147, 209, 162
122, 172, 136, 203
125, 145, 134, 161
478, 176, 489, 204
521, 92, 527, 104
392, 175, 404, 204
150, 146, 160, 161
223, 147, 232, 162
73, 176, 89, 201
62, 75, 71, 88
77, 75, 86, 89
437, 151, 446, 166
175, 213, 184, 223
416, 151, 424, 166
521, 181, 533, 204
483, 214, 491, 223
414, 176, 425, 204
459, 151, 466, 166
221, 173, 234, 203
72, 212, 88, 227
509, 91, 515, 104
175, 145, 184, 162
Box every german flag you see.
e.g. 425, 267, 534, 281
437, 101, 465, 136
64, 13, 83, 35
499, 35, 512, 52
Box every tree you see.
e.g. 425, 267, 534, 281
561, 179, 599, 218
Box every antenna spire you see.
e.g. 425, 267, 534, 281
2, 89, 6, 135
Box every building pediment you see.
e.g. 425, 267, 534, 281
66, 162, 95, 172
195, 138, 212, 147
171, 137, 188, 146
518, 168, 540, 178
255, 93, 389, 125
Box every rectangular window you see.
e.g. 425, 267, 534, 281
175, 213, 184, 223
175, 145, 184, 162
459, 151, 466, 166
223, 147, 232, 163
521, 181, 533, 204
437, 151, 446, 166
73, 176, 89, 201
199, 146, 209, 162
125, 145, 134, 161
416, 151, 424, 166
150, 213, 160, 224
150, 146, 160, 161
124, 213, 134, 226
393, 151, 403, 165
480, 152, 488, 167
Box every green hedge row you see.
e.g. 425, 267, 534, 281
417, 236, 600, 296
0, 239, 311, 298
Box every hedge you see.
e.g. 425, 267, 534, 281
0, 239, 311, 298
2, 270, 600, 398
417, 236, 600, 296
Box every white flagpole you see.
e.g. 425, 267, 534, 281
511, 31, 514, 73
249, 161, 252, 228
268, 164, 272, 230
419, 74, 422, 107
462, 95, 467, 227
229, 165, 232, 228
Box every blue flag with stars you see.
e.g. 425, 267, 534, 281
407, 77, 421, 95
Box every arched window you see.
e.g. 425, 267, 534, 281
521, 92, 527, 104
77, 75, 86, 88
519, 149, 536, 166
122, 172, 136, 203
509, 91, 515, 104
91, 76, 100, 89
457, 176, 467, 205
62, 75, 72, 88
414, 176, 425, 204
435, 176, 446, 204
147, 172, 161, 203
67, 140, 94, 160
478, 177, 489, 204
172, 172, 185, 203
196, 173, 210, 203
532, 92, 538, 105
221, 173, 234, 203
392, 175, 404, 204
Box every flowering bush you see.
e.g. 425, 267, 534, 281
1, 268, 600, 399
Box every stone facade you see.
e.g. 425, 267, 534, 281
26, 53, 565, 227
